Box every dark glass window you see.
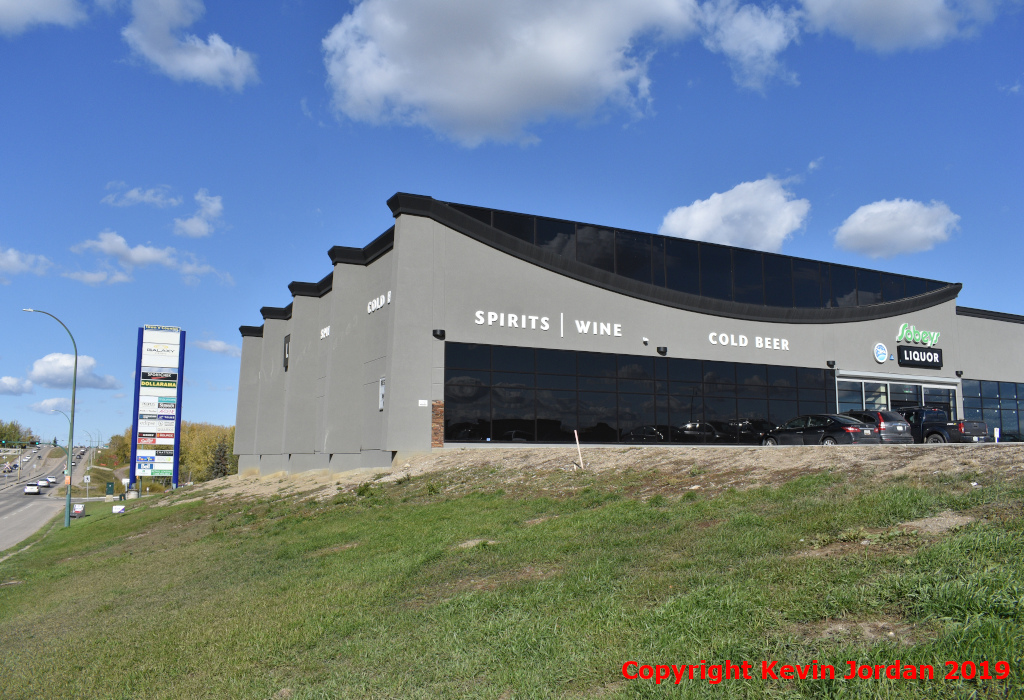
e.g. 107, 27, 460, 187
492, 387, 535, 441
703, 361, 736, 389
492, 346, 534, 373
668, 358, 702, 383
732, 249, 764, 305
619, 379, 655, 394
492, 210, 534, 243
491, 372, 533, 388
445, 369, 489, 386
536, 348, 576, 375
768, 365, 797, 388
1000, 382, 1017, 399
737, 364, 768, 398
981, 381, 1000, 399
618, 393, 657, 441
446, 343, 490, 370
576, 225, 615, 272
961, 380, 981, 397
665, 238, 699, 295
536, 390, 576, 442
445, 386, 490, 441
536, 218, 575, 258
763, 255, 793, 308
925, 280, 944, 291
829, 265, 858, 307
536, 374, 575, 390
904, 277, 928, 297
651, 237, 665, 287
797, 368, 826, 390
704, 397, 737, 443
578, 392, 618, 442
769, 400, 798, 426
618, 355, 654, 380
700, 245, 733, 301
792, 260, 821, 308
654, 357, 668, 382
450, 204, 491, 225
577, 352, 616, 377
615, 230, 652, 284
669, 395, 701, 430
882, 274, 905, 302
579, 376, 616, 391
857, 270, 882, 305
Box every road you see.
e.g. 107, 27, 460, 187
0, 446, 93, 553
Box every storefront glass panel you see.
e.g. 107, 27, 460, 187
536, 217, 575, 258
865, 383, 887, 410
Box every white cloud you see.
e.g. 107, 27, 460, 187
834, 198, 959, 258
101, 182, 182, 208
173, 188, 223, 237
62, 268, 133, 285
69, 230, 226, 284
699, 0, 800, 89
0, 376, 33, 396
659, 176, 810, 251
323, 0, 698, 146
28, 353, 121, 390
800, 0, 998, 51
30, 397, 72, 414
74, 230, 177, 268
0, 245, 51, 281
194, 339, 241, 358
0, 0, 86, 35
122, 0, 258, 90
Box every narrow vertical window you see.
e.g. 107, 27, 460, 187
283, 334, 290, 371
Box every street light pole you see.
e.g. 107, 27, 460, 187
26, 309, 77, 528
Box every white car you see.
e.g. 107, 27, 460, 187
37, 479, 49, 488
46, 475, 57, 484
24, 483, 40, 495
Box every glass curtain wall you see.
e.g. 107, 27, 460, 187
444, 342, 836, 444
963, 380, 1022, 441
450, 201, 947, 310
834, 380, 955, 418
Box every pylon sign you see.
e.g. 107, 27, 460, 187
129, 326, 185, 487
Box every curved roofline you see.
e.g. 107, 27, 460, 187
386, 193, 961, 324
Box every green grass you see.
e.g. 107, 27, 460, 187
0, 463, 1021, 699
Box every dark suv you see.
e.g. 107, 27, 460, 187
844, 410, 913, 444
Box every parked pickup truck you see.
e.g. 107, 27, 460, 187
896, 406, 989, 444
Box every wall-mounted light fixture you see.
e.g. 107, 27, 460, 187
956, 370, 963, 378
826, 360, 836, 368
432, 329, 446, 340
656, 347, 668, 356
642, 337, 649, 345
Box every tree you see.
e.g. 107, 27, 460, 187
210, 439, 230, 479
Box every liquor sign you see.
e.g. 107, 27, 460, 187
129, 325, 185, 487
896, 344, 943, 370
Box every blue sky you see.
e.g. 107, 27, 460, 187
1, 0, 1021, 444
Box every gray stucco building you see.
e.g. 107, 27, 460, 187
234, 193, 1024, 475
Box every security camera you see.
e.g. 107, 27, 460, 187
642, 337, 649, 345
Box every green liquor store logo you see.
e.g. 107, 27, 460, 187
896, 323, 940, 347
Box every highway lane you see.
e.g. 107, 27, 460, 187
0, 448, 86, 553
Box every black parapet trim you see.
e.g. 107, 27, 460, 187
957, 306, 1024, 324
239, 325, 264, 337
386, 193, 962, 324
328, 226, 394, 266
260, 303, 293, 321
289, 271, 334, 298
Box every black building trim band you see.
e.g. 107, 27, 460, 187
260, 303, 293, 321
956, 306, 1024, 325
289, 271, 334, 298
239, 325, 264, 338
387, 193, 961, 324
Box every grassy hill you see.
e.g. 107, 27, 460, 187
0, 446, 1021, 699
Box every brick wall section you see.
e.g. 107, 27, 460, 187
431, 400, 444, 448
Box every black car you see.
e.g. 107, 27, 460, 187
844, 409, 914, 444
763, 414, 881, 446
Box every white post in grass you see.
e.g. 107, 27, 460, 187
574, 430, 584, 471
